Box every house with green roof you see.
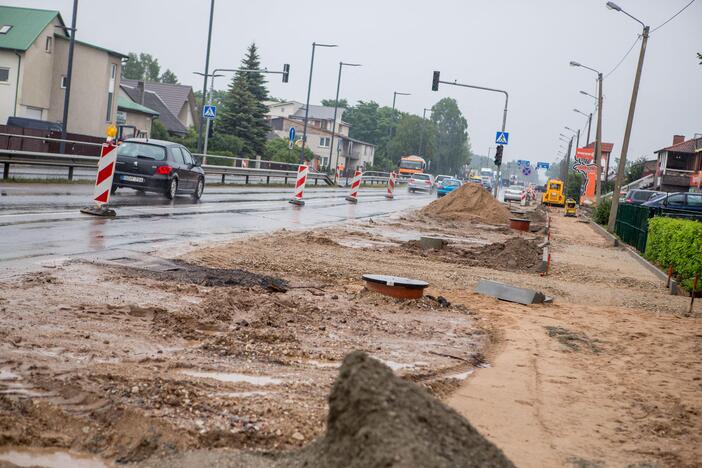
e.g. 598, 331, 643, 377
0, 5, 128, 137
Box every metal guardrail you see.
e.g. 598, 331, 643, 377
603, 174, 655, 199
0, 148, 334, 186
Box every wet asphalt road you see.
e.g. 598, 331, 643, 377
0, 183, 435, 275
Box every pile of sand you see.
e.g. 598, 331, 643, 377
140, 352, 514, 468
421, 183, 511, 225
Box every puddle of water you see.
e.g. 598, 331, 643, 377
181, 370, 282, 386
217, 391, 272, 398
380, 360, 415, 371
0, 448, 109, 468
446, 370, 475, 380
305, 360, 340, 369
0, 370, 20, 381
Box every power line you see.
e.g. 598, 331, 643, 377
651, 0, 696, 34
604, 35, 641, 78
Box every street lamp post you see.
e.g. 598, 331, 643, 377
574, 108, 592, 146
570, 61, 604, 204
606, 1, 651, 233
418, 107, 432, 158
196, 0, 215, 152
59, 0, 79, 154
329, 62, 360, 182
389, 91, 410, 138
300, 42, 338, 163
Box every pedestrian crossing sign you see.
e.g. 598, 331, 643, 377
203, 105, 217, 119
495, 131, 509, 145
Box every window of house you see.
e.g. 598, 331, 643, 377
45, 36, 52, 53
105, 92, 113, 122
0, 25, 12, 34
0, 67, 9, 83
60, 75, 67, 89
111, 64, 116, 79
319, 137, 330, 148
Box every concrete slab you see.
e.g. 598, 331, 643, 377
474, 279, 547, 305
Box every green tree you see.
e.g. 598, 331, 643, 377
150, 119, 169, 139
698, 52, 702, 64
160, 69, 179, 84
343, 101, 397, 169
263, 138, 313, 163
625, 156, 648, 184
219, 43, 269, 157
123, 53, 145, 80
321, 98, 349, 108
430, 98, 471, 174
386, 114, 436, 163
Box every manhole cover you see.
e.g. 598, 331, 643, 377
362, 274, 429, 299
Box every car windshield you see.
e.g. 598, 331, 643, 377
118, 142, 166, 161
400, 160, 424, 170
412, 174, 430, 180
508, 185, 522, 191
443, 180, 460, 187
630, 190, 655, 201
549, 183, 561, 190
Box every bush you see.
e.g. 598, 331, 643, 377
592, 198, 611, 225
646, 217, 702, 290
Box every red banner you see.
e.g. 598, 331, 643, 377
572, 148, 596, 204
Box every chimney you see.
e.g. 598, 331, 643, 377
136, 81, 145, 105
673, 135, 685, 145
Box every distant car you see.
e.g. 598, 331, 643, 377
622, 189, 664, 205
468, 176, 483, 185
481, 177, 493, 192
642, 192, 702, 213
437, 178, 462, 197
504, 184, 524, 202
408, 173, 434, 193
433, 174, 451, 188
112, 138, 205, 200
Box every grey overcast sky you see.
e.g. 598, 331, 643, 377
12, 0, 702, 163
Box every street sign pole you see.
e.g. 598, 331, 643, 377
202, 105, 217, 157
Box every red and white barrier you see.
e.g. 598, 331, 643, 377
385, 171, 396, 199
80, 141, 118, 216
520, 190, 527, 206
289, 164, 309, 206
345, 170, 362, 203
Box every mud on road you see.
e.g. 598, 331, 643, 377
0, 209, 534, 464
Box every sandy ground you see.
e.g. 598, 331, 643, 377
447, 213, 702, 467
0, 202, 700, 467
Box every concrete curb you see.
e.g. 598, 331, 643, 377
586, 219, 669, 284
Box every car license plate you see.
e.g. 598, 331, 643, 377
121, 175, 144, 183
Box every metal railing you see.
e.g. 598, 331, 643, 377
0, 148, 334, 186
603, 173, 655, 199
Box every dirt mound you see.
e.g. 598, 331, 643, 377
470, 237, 542, 271
294, 351, 514, 468
421, 183, 511, 225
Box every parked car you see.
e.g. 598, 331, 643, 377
504, 184, 524, 202
642, 192, 702, 213
112, 138, 205, 200
481, 176, 493, 192
433, 174, 451, 189
437, 178, 462, 197
408, 173, 435, 193
622, 189, 664, 205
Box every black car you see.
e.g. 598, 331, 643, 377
112, 139, 205, 200
642, 192, 702, 213
622, 189, 663, 205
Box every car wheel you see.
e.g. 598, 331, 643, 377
192, 178, 204, 200
166, 178, 178, 200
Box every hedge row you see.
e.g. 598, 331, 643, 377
646, 217, 702, 289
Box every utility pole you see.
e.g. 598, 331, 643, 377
196, 0, 215, 152
60, 0, 78, 154
608, 25, 650, 232
594, 72, 603, 204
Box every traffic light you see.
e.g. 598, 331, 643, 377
282, 63, 290, 83
494, 145, 503, 166
431, 71, 440, 91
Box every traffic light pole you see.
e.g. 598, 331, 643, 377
432, 73, 508, 198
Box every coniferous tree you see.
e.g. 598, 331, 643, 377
219, 43, 269, 156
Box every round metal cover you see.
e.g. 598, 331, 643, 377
362, 274, 428, 289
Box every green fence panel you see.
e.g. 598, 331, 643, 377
614, 203, 651, 252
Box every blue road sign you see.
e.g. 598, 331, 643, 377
289, 127, 296, 142
203, 105, 217, 119
516, 160, 530, 167
536, 162, 550, 170
522, 166, 532, 176
495, 131, 509, 145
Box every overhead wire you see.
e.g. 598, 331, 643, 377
651, 0, 696, 34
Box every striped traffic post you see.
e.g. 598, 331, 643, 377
385, 171, 396, 200
345, 170, 362, 203
289, 164, 309, 206
80, 129, 118, 216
